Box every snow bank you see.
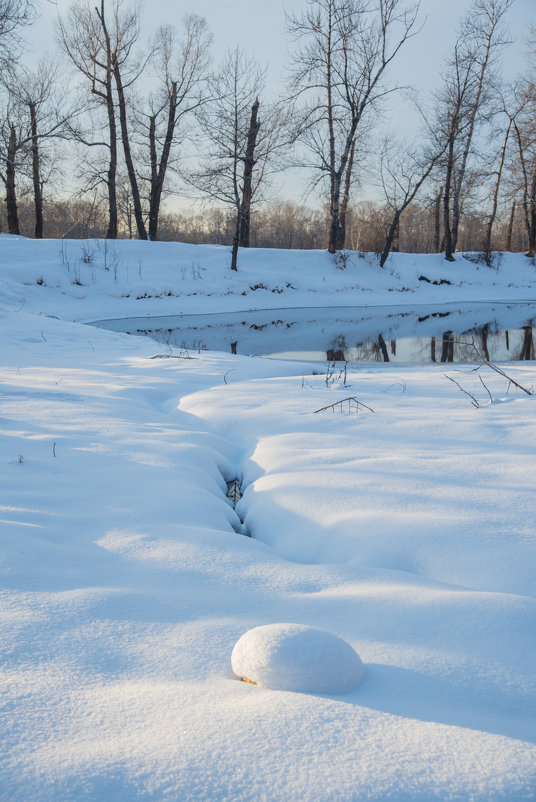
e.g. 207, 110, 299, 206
231, 623, 365, 693
1, 235, 536, 322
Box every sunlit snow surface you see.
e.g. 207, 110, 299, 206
1, 236, 535, 800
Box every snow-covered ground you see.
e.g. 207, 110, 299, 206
1, 235, 536, 801
2, 234, 536, 320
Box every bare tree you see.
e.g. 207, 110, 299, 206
512, 106, 536, 256
508, 31, 536, 257
435, 0, 514, 261
135, 17, 211, 241
58, 0, 117, 238
193, 47, 286, 270
483, 98, 516, 254
0, 94, 24, 233
107, 0, 149, 239
378, 135, 444, 267
0, 0, 34, 66
0, 0, 34, 233
287, 0, 420, 253
1, 59, 77, 237
58, 0, 145, 239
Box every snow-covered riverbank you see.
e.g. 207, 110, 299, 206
2, 234, 536, 321
1, 237, 535, 800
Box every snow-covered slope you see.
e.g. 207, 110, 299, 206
1, 237, 535, 800
1, 234, 536, 321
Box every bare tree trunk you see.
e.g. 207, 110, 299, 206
513, 121, 533, 255
451, 15, 496, 253
326, 5, 337, 254
328, 128, 358, 253
29, 101, 43, 239
148, 113, 158, 240
519, 327, 534, 360
338, 140, 355, 249
506, 199, 516, 251
5, 125, 20, 235
380, 211, 401, 267
328, 173, 344, 253
443, 135, 456, 261
148, 81, 177, 241
451, 186, 461, 253
323, 7, 359, 255
434, 187, 442, 252
378, 333, 389, 362
239, 97, 260, 247
485, 119, 511, 253
392, 218, 400, 251
95, 0, 118, 239
380, 152, 439, 268
530, 171, 536, 257
481, 326, 490, 361
113, 60, 147, 239
231, 213, 240, 271
441, 330, 454, 362
105, 87, 118, 239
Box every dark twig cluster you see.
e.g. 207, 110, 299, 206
314, 396, 375, 414
445, 337, 533, 407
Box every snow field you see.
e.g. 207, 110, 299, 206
1, 237, 536, 800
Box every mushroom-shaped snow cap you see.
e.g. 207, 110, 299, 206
231, 623, 365, 694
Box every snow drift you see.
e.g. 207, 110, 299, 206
231, 623, 366, 693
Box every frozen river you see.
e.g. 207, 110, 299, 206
91, 301, 536, 362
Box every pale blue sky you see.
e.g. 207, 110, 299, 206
33, 0, 534, 92
139, 0, 533, 87
27, 0, 535, 204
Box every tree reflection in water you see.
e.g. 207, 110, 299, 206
519, 327, 534, 360
103, 304, 536, 363
326, 323, 535, 363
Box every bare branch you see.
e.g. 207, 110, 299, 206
314, 396, 375, 414
445, 374, 480, 407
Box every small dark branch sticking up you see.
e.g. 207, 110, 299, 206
462, 338, 533, 396
385, 381, 407, 394
445, 337, 534, 407
483, 362, 533, 396
314, 397, 375, 415
337, 361, 349, 386
445, 374, 480, 408
226, 478, 242, 508
478, 374, 493, 404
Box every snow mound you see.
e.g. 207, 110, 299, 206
231, 623, 365, 694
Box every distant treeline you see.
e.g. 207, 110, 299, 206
1, 197, 529, 255
1, 0, 535, 264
